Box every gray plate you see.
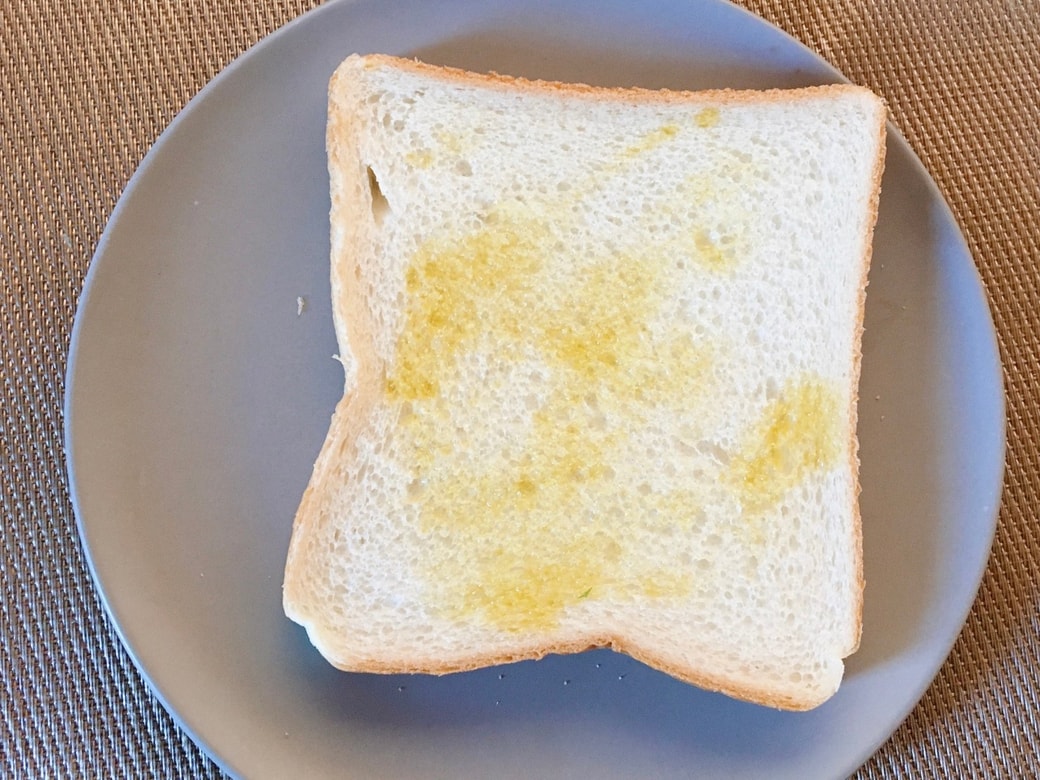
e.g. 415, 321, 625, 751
64, 0, 1006, 777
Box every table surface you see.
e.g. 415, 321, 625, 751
3, 0, 1038, 777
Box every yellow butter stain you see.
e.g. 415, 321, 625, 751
435, 129, 466, 154
695, 107, 720, 128
623, 123, 680, 158
386, 207, 548, 401
455, 540, 614, 632
405, 148, 434, 168
675, 158, 758, 272
389, 201, 717, 631
383, 109, 780, 631
728, 377, 845, 518
692, 227, 737, 271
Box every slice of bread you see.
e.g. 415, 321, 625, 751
283, 54, 886, 711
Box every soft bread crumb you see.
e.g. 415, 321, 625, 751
283, 54, 886, 711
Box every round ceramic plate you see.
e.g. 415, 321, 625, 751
64, 0, 1006, 777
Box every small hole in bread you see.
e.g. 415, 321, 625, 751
366, 166, 390, 225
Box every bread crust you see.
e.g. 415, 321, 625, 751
353, 52, 880, 109
312, 630, 832, 710
284, 53, 887, 712
843, 97, 888, 657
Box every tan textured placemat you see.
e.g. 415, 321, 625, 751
2, 0, 1035, 776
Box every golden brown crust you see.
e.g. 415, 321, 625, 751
347, 53, 878, 108
322, 633, 832, 710
843, 98, 888, 656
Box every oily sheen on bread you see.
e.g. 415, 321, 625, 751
283, 53, 886, 711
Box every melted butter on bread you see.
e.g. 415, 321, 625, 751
284, 54, 885, 710
623, 123, 680, 158
386, 199, 732, 631
695, 107, 720, 128
380, 116, 844, 630
729, 377, 845, 517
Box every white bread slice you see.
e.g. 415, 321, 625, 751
283, 54, 886, 711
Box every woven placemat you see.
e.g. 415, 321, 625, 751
2, 0, 1036, 776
